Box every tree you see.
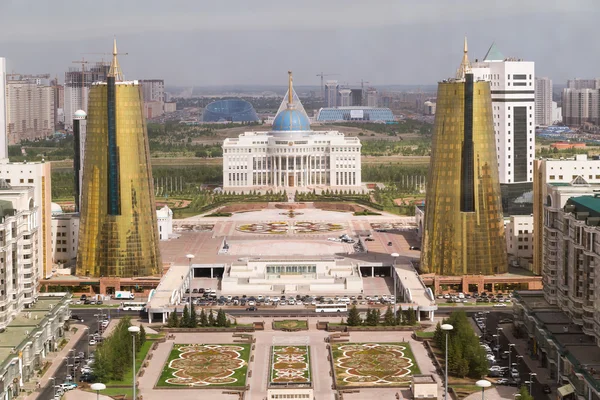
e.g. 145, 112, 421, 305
139, 324, 147, 347
384, 306, 395, 326
208, 309, 215, 326
167, 311, 179, 328
181, 304, 191, 328
366, 309, 380, 326
406, 307, 417, 325
518, 386, 534, 400
216, 308, 228, 327
433, 322, 444, 348
199, 308, 208, 327
347, 305, 361, 326
189, 303, 198, 328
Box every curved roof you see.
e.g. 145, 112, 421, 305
202, 99, 259, 123
272, 108, 311, 132
51, 202, 63, 214
74, 110, 87, 119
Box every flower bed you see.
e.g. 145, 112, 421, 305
269, 346, 311, 385
293, 222, 344, 233
272, 320, 308, 331
236, 222, 289, 234
157, 344, 250, 387
331, 342, 420, 387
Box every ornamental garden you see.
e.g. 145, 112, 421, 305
157, 344, 251, 388
331, 342, 420, 387
236, 221, 344, 234
269, 346, 311, 386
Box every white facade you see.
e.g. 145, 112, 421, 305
267, 389, 313, 400
0, 58, 7, 160
505, 215, 534, 266
471, 45, 535, 184
325, 80, 338, 108
562, 87, 600, 126
223, 131, 361, 189
366, 88, 378, 107
157, 205, 173, 240
535, 77, 553, 126
0, 183, 39, 317
51, 213, 79, 266
6, 80, 54, 144
338, 89, 351, 107
552, 101, 562, 124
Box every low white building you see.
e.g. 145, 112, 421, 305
157, 205, 173, 240
223, 73, 361, 189
51, 211, 79, 267
505, 215, 534, 268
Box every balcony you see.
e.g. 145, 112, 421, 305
583, 301, 596, 313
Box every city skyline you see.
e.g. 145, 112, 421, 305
1, 0, 599, 86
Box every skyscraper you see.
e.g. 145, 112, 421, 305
471, 43, 535, 215
0, 58, 7, 160
421, 38, 507, 276
325, 80, 339, 108
6, 77, 54, 144
76, 40, 161, 277
535, 77, 553, 126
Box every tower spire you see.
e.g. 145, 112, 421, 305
456, 35, 472, 80
288, 70, 293, 106
108, 37, 124, 81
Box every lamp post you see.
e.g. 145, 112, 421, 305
50, 377, 56, 398
85, 327, 90, 359
475, 379, 491, 400
483, 311, 490, 339
494, 327, 503, 358
128, 326, 140, 400
90, 382, 106, 400
391, 253, 399, 317
186, 254, 195, 310
63, 357, 69, 377
528, 372, 537, 393
506, 343, 515, 375
441, 323, 453, 400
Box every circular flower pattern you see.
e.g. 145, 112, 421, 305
270, 346, 310, 384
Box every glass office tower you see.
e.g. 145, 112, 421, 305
76, 40, 161, 277
420, 41, 507, 275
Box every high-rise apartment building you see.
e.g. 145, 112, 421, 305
76, 40, 161, 277
6, 78, 54, 144
0, 58, 7, 160
421, 40, 507, 276
567, 78, 600, 90
535, 77, 553, 126
140, 79, 165, 102
471, 43, 535, 215
325, 80, 339, 108
64, 63, 110, 130
562, 86, 600, 126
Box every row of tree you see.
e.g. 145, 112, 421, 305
93, 318, 147, 382
433, 311, 488, 379
166, 305, 231, 328
346, 305, 417, 326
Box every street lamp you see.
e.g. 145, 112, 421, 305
63, 357, 69, 377
506, 343, 515, 375
483, 311, 490, 338
528, 372, 537, 393
85, 327, 90, 359
90, 382, 106, 400
50, 377, 56, 398
391, 253, 399, 317
441, 323, 453, 400
128, 326, 140, 400
186, 254, 195, 310
475, 379, 491, 400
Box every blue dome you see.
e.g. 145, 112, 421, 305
272, 109, 310, 132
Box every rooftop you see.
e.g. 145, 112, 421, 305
565, 195, 600, 218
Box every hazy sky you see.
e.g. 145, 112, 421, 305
1, 0, 599, 87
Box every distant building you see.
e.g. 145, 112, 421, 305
552, 101, 562, 123
505, 215, 533, 269
6, 78, 54, 144
0, 58, 7, 159
325, 80, 339, 108
423, 101, 436, 115
316, 107, 395, 123
562, 86, 600, 126
140, 79, 165, 102
202, 99, 259, 123
223, 72, 361, 189
350, 88, 363, 106
51, 210, 79, 267
63, 63, 110, 130
550, 142, 586, 150
144, 101, 164, 119
338, 89, 351, 107
366, 88, 378, 107
535, 77, 553, 126
164, 102, 177, 113
157, 205, 173, 240
567, 78, 600, 90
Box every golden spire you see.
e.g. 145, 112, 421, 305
456, 35, 472, 80
108, 37, 124, 81
288, 70, 293, 106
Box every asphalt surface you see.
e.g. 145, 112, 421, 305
38, 309, 140, 400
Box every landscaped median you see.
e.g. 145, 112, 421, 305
157, 343, 251, 388
272, 320, 308, 332
269, 346, 311, 386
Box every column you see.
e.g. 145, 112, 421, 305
278, 155, 281, 187
300, 155, 304, 187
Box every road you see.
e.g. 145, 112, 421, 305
38, 309, 140, 400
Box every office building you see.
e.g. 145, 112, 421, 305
63, 63, 110, 130
535, 77, 553, 126
505, 215, 533, 268
533, 155, 600, 275
562, 86, 600, 126
76, 40, 161, 277
51, 206, 79, 266
325, 80, 339, 108
222, 72, 361, 189
6, 78, 54, 144
140, 79, 165, 102
366, 88, 378, 107
420, 39, 507, 276
471, 42, 535, 215
0, 58, 7, 160
316, 107, 395, 123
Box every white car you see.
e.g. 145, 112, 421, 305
288, 299, 296, 305
247, 301, 255, 306
227, 295, 233, 301
494, 303, 507, 307
271, 297, 280, 303
101, 320, 109, 328
458, 292, 465, 299
296, 300, 303, 306
88, 339, 97, 346
257, 295, 264, 301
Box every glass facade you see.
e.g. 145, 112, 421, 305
76, 82, 161, 277
202, 99, 259, 123
316, 107, 395, 122
421, 75, 507, 276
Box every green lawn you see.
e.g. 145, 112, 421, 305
105, 340, 153, 387
414, 331, 435, 338
70, 304, 120, 309
273, 320, 308, 330
157, 344, 251, 388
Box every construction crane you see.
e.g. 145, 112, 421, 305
316, 72, 339, 100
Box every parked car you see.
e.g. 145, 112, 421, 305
409, 246, 420, 250
245, 306, 257, 311
494, 303, 507, 307
496, 378, 509, 385
542, 384, 552, 393
387, 242, 393, 246
88, 339, 97, 346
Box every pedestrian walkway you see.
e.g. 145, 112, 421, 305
22, 324, 87, 400
500, 322, 554, 385
64, 389, 112, 400
463, 386, 517, 400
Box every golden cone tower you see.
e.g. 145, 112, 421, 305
420, 37, 507, 276
76, 39, 161, 277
